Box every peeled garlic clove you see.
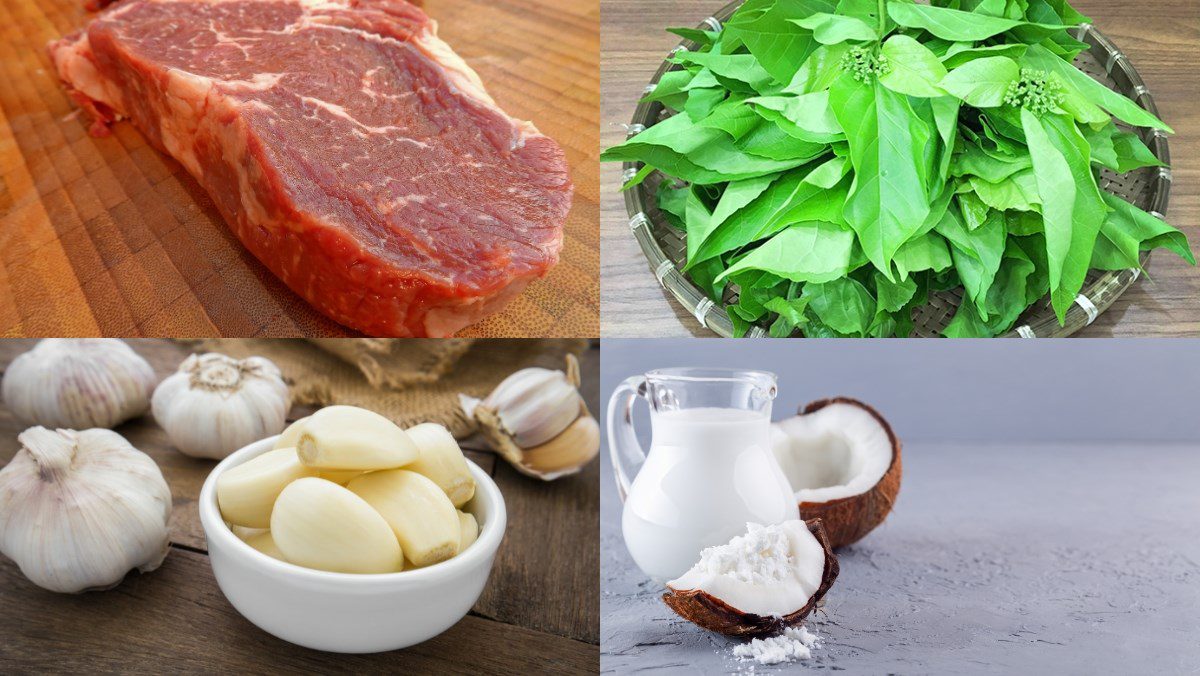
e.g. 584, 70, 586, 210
347, 470, 459, 568
270, 477, 402, 574
216, 448, 314, 528
318, 469, 366, 485
457, 511, 479, 554
405, 423, 475, 508
274, 416, 310, 450
152, 353, 290, 460
517, 413, 601, 481
297, 405, 418, 470
464, 355, 584, 448
2, 339, 157, 429
242, 530, 286, 561
0, 427, 171, 593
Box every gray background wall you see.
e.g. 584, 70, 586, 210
600, 339, 1200, 443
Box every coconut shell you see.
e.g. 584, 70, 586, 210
795, 397, 902, 549
661, 519, 839, 637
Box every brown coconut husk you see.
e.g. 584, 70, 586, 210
794, 397, 902, 549
661, 519, 839, 637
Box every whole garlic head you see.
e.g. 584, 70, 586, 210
2, 339, 156, 429
461, 355, 600, 481
0, 427, 172, 593
460, 356, 584, 448
152, 353, 289, 460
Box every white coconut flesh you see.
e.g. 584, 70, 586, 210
771, 403, 892, 504
666, 521, 824, 617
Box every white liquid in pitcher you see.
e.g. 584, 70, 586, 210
621, 407, 798, 582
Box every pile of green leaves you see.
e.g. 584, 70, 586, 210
602, 0, 1194, 337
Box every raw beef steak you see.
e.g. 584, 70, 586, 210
50, 0, 571, 337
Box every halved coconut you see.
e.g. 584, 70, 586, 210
662, 520, 838, 637
772, 397, 901, 549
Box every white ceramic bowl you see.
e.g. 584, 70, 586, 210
198, 436, 506, 653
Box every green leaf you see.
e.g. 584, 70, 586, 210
941, 43, 1028, 69
791, 13, 878, 44
1022, 44, 1172, 133
938, 207, 1007, 317
601, 112, 812, 184
736, 121, 829, 161
938, 56, 1021, 108
747, 91, 843, 137
716, 221, 858, 284
690, 166, 849, 265
893, 232, 953, 279
685, 173, 778, 267
666, 27, 720, 46
802, 155, 850, 188
724, 0, 837, 84
887, 2, 1065, 41
697, 99, 763, 140
943, 242, 1036, 337
764, 295, 811, 337
830, 77, 934, 276
1023, 110, 1109, 321
878, 35, 949, 98
1091, 192, 1195, 269
671, 51, 777, 93
784, 43, 853, 94
1112, 131, 1166, 173
874, 272, 918, 312
805, 277, 877, 335
968, 170, 1039, 211
951, 139, 1033, 182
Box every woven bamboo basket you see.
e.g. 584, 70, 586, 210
619, 3, 1172, 338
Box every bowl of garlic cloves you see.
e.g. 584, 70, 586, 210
198, 404, 506, 654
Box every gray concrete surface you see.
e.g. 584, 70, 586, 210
600, 441, 1200, 674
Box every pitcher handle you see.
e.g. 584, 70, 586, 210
607, 375, 648, 502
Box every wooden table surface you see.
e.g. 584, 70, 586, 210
600, 0, 1200, 338
0, 0, 599, 338
0, 339, 599, 673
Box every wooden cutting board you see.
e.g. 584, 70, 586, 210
0, 0, 599, 338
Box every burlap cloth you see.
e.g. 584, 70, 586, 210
193, 339, 588, 438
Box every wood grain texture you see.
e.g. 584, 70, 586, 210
600, 0, 1200, 338
0, 339, 599, 670
0, 0, 599, 338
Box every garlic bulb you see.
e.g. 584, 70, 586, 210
152, 353, 289, 460
460, 355, 584, 448
2, 339, 156, 429
0, 427, 172, 593
461, 355, 600, 481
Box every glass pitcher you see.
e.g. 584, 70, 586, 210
607, 367, 798, 583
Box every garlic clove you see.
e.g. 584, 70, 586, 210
347, 470, 459, 568
274, 416, 310, 450
457, 511, 479, 554
152, 353, 290, 460
318, 469, 366, 485
297, 405, 419, 470
2, 339, 157, 430
518, 412, 601, 480
242, 530, 286, 561
216, 448, 315, 528
0, 427, 172, 593
270, 477, 403, 574
405, 423, 476, 508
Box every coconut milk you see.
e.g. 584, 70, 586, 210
621, 407, 798, 582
